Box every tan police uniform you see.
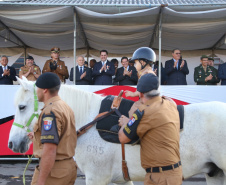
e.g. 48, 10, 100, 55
31, 96, 77, 185
128, 65, 154, 118
19, 65, 41, 81
42, 59, 69, 83
123, 96, 182, 185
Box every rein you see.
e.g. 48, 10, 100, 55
13, 84, 39, 133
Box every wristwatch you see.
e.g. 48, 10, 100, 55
33, 72, 36, 75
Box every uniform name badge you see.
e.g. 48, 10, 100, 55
43, 117, 53, 131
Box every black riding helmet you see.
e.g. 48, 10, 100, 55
131, 47, 156, 67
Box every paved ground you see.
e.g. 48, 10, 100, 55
0, 161, 206, 185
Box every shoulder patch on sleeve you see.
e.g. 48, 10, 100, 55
43, 117, 53, 131
128, 109, 144, 127
41, 112, 59, 145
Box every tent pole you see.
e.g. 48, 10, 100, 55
87, 47, 89, 65
73, 7, 77, 85
24, 47, 27, 65
158, 10, 162, 86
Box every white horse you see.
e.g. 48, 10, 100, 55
8, 77, 226, 185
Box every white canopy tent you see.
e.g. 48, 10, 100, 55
1, 4, 226, 52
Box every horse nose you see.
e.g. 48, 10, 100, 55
8, 141, 13, 149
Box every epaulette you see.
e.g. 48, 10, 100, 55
43, 102, 54, 115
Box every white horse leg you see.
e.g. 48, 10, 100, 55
205, 171, 225, 185
85, 173, 110, 185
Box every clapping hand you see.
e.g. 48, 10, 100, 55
3, 69, 10, 76
206, 74, 213, 81
101, 63, 106, 72
180, 60, 185, 68
80, 71, 86, 79
174, 60, 178, 68
124, 69, 132, 76
30, 66, 34, 74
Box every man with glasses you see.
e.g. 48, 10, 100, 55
194, 55, 219, 85
165, 49, 189, 85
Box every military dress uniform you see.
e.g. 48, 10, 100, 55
42, 59, 69, 83
123, 74, 182, 185
194, 65, 219, 85
19, 65, 41, 81
31, 73, 77, 185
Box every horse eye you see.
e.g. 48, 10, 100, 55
19, 105, 26, 111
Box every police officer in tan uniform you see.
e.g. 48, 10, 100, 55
118, 73, 182, 185
19, 56, 41, 81
42, 47, 69, 83
28, 72, 77, 185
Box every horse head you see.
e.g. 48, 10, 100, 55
8, 77, 43, 153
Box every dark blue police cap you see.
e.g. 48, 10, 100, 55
26, 56, 34, 60
137, 73, 159, 93
36, 72, 61, 89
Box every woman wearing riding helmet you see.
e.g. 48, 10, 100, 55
125, 47, 157, 117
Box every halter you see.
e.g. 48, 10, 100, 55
13, 84, 39, 132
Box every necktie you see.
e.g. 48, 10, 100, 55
176, 61, 179, 69
102, 62, 104, 66
79, 67, 83, 76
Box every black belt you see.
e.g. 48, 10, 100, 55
146, 161, 181, 173
38, 157, 72, 163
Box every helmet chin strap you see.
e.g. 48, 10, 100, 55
142, 63, 147, 69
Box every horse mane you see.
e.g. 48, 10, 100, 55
59, 85, 104, 130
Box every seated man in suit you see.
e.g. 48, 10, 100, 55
19, 56, 41, 81
218, 62, 226, 85
92, 50, 115, 85
69, 56, 92, 85
165, 49, 189, 85
0, 55, 17, 85
115, 56, 138, 85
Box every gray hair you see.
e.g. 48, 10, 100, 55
1, 55, 8, 60
143, 89, 160, 99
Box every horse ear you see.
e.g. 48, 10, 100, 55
17, 76, 31, 91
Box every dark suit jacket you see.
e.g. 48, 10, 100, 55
0, 66, 17, 85
165, 59, 189, 85
69, 66, 92, 85
154, 63, 167, 85
92, 61, 115, 85
218, 63, 226, 85
114, 66, 138, 85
